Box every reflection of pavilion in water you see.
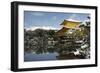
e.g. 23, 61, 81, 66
24, 18, 89, 61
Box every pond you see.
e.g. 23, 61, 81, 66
24, 52, 59, 62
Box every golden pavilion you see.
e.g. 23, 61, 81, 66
56, 19, 81, 36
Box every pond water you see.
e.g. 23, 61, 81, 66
24, 52, 59, 62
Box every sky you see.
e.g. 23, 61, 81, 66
24, 11, 90, 29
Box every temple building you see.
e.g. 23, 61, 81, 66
56, 19, 81, 36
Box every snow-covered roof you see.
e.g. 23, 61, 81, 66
65, 19, 81, 23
